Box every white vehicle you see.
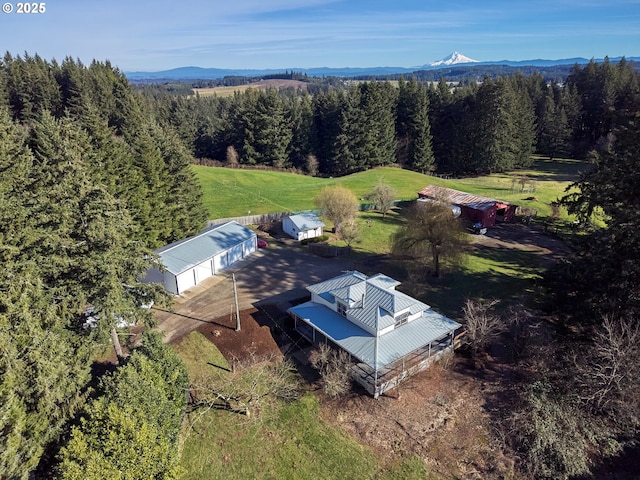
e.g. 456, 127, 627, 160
82, 306, 136, 329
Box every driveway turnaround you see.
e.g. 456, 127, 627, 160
155, 242, 357, 343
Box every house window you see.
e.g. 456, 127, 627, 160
337, 302, 347, 317
394, 311, 410, 328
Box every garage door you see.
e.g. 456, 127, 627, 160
176, 269, 196, 294
243, 237, 256, 256
194, 259, 213, 283
228, 243, 244, 265
213, 252, 228, 273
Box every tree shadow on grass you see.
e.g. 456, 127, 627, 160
524, 158, 592, 183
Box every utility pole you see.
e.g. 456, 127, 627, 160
232, 273, 240, 331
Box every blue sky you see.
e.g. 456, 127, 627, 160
1, 0, 638, 71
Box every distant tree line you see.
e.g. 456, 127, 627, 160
362, 62, 620, 84
140, 58, 639, 178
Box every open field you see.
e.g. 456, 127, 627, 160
194, 157, 586, 315
193, 156, 588, 220
192, 79, 309, 98
194, 164, 453, 218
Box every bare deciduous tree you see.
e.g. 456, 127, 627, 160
226, 145, 239, 168
463, 298, 502, 357
305, 154, 319, 176
392, 201, 468, 277
339, 218, 359, 249
574, 316, 640, 415
315, 185, 359, 234
366, 180, 396, 219
190, 354, 301, 420
309, 343, 352, 397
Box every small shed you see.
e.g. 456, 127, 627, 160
417, 185, 517, 228
144, 221, 256, 295
283, 213, 325, 241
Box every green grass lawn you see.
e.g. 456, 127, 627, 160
194, 157, 587, 221
194, 165, 449, 218
173, 332, 432, 480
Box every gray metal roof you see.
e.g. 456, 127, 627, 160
289, 301, 460, 370
348, 283, 428, 331
307, 271, 368, 296
156, 221, 255, 275
288, 213, 325, 231
417, 185, 506, 212
306, 271, 428, 332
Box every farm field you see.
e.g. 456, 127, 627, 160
192, 79, 309, 98
194, 157, 586, 316
193, 156, 587, 221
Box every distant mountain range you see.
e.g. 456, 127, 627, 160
125, 52, 640, 82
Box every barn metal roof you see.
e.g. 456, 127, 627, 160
287, 213, 325, 231
289, 301, 460, 370
417, 185, 507, 212
155, 221, 255, 275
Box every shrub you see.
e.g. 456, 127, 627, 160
309, 343, 352, 397
506, 381, 591, 479
301, 235, 329, 245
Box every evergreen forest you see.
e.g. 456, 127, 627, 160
1, 52, 640, 478
0, 53, 205, 479
139, 57, 638, 177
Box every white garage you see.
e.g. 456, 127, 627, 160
283, 213, 325, 241
146, 221, 257, 295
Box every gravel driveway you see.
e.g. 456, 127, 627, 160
155, 241, 357, 343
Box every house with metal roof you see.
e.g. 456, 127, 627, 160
144, 221, 256, 295
283, 213, 325, 241
417, 185, 517, 228
288, 271, 461, 398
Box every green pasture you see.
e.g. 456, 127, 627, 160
193, 165, 453, 218
193, 156, 587, 221
173, 332, 431, 480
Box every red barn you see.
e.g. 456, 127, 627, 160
417, 185, 517, 228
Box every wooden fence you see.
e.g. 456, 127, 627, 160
308, 243, 351, 257
207, 212, 291, 227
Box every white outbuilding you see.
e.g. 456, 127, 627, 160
145, 221, 257, 295
283, 213, 325, 241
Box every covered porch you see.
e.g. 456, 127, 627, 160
288, 302, 461, 398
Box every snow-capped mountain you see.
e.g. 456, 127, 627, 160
429, 52, 479, 67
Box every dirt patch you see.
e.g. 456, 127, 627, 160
193, 307, 284, 363
320, 356, 514, 478
469, 222, 572, 268
181, 305, 511, 479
